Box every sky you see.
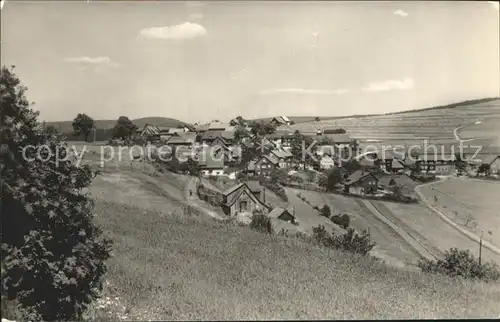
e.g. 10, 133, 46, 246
1, 1, 499, 123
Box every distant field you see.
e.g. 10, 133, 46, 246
286, 99, 500, 150
418, 178, 500, 248
89, 188, 500, 320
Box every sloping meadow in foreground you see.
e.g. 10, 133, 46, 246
90, 199, 500, 320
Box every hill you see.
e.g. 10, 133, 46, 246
86, 180, 500, 320
45, 117, 191, 134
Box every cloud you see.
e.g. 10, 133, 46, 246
393, 9, 409, 17
260, 88, 351, 95
64, 56, 118, 68
189, 12, 204, 21
488, 1, 499, 11
139, 22, 207, 40
362, 78, 414, 92
186, 1, 205, 8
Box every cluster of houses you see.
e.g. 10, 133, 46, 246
136, 117, 355, 177
135, 118, 500, 181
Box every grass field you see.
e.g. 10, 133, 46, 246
86, 177, 500, 320
291, 189, 421, 268
286, 99, 500, 153
418, 178, 500, 247
372, 200, 500, 266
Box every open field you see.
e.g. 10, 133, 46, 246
88, 184, 500, 320
371, 200, 500, 266
418, 178, 500, 248
285, 188, 346, 236
286, 98, 500, 152
292, 190, 421, 268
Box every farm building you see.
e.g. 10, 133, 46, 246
267, 128, 295, 148
221, 182, 270, 216
415, 153, 456, 174
271, 116, 291, 126
198, 150, 225, 176
267, 207, 296, 224
480, 155, 500, 174
246, 154, 280, 176
270, 148, 294, 169
166, 132, 197, 147
344, 170, 379, 195
244, 180, 265, 199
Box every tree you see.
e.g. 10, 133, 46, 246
320, 205, 331, 218
320, 168, 343, 191
314, 117, 320, 122
290, 131, 317, 170
72, 113, 94, 142
343, 159, 361, 174
454, 152, 467, 174
234, 126, 250, 143
1, 66, 111, 320
249, 120, 276, 136
44, 125, 59, 135
112, 116, 137, 141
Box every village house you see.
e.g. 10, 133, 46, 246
270, 148, 294, 169
246, 154, 280, 177
166, 132, 197, 148
221, 182, 270, 216
267, 207, 296, 224
198, 150, 225, 176
415, 152, 456, 174
271, 116, 291, 126
267, 128, 295, 150
344, 170, 379, 195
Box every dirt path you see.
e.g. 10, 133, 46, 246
185, 176, 225, 220
361, 200, 439, 261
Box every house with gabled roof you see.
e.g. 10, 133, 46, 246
246, 154, 280, 177
271, 116, 291, 126
221, 182, 271, 216
198, 148, 225, 176
344, 170, 379, 195
270, 148, 293, 169
166, 132, 197, 147
267, 207, 296, 224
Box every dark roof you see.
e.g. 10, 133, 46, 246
198, 149, 225, 169
222, 182, 246, 196
345, 170, 378, 186
263, 153, 280, 165
481, 155, 500, 165
167, 132, 196, 144
359, 157, 376, 168
201, 130, 223, 140
245, 180, 261, 193
267, 207, 295, 220
222, 183, 270, 209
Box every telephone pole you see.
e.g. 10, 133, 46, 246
479, 231, 483, 266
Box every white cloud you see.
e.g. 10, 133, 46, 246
260, 88, 351, 95
64, 56, 118, 68
189, 12, 204, 21
139, 22, 207, 40
362, 78, 414, 92
488, 1, 499, 11
393, 9, 409, 17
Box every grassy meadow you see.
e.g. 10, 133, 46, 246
84, 172, 500, 320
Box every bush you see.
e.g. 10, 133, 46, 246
1, 66, 112, 320
312, 225, 375, 256
418, 248, 500, 281
261, 180, 288, 202
331, 214, 350, 229
320, 205, 331, 217
250, 214, 274, 234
